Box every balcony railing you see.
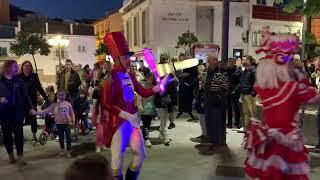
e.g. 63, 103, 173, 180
252, 5, 301, 22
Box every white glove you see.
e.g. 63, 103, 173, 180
119, 110, 140, 128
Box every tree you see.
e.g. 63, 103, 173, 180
176, 30, 198, 56
273, 0, 320, 16
10, 31, 51, 73
95, 37, 108, 61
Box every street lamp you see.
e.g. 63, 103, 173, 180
48, 35, 70, 65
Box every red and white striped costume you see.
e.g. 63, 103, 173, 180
244, 79, 318, 179
244, 26, 320, 180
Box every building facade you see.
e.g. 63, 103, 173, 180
93, 10, 124, 39
121, 0, 303, 61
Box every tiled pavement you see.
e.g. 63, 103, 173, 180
0, 116, 320, 180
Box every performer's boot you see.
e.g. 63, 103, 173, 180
125, 168, 139, 180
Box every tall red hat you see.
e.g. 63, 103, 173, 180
104, 32, 134, 60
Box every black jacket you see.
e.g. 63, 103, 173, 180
0, 76, 32, 118
73, 97, 90, 118
237, 66, 256, 96
16, 73, 48, 105
228, 65, 241, 92
56, 70, 81, 97
155, 75, 178, 110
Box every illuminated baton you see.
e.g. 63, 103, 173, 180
143, 48, 170, 94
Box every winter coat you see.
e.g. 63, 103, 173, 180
73, 97, 90, 119
16, 73, 48, 106
237, 66, 256, 96
0, 75, 32, 123
56, 69, 82, 97
155, 74, 178, 112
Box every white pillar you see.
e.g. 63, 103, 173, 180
70, 24, 74, 35
15, 21, 21, 34
45, 22, 49, 34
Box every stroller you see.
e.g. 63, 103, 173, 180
38, 101, 58, 145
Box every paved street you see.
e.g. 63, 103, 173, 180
1, 116, 320, 180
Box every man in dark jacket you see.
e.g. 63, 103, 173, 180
56, 59, 82, 105
226, 58, 241, 128
237, 55, 257, 132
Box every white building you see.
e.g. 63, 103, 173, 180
0, 14, 97, 84
121, 0, 303, 61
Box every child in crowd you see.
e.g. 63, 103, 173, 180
45, 86, 55, 103
139, 71, 157, 148
65, 153, 114, 180
92, 86, 108, 152
32, 90, 75, 158
73, 89, 91, 134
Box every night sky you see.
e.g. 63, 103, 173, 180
9, 0, 123, 20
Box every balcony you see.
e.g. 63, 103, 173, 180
0, 25, 15, 38
252, 5, 301, 22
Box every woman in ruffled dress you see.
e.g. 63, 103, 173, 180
244, 27, 320, 180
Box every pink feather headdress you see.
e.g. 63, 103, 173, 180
256, 26, 299, 64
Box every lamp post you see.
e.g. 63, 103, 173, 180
48, 35, 70, 65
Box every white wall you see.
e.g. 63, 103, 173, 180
122, 0, 250, 61
228, 3, 250, 58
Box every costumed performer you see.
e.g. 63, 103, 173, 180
244, 26, 320, 180
101, 32, 167, 180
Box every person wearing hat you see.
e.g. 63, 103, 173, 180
100, 32, 167, 180
244, 27, 320, 179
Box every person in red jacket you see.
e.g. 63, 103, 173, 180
101, 32, 166, 180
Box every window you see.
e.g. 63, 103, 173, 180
96, 24, 100, 35
54, 47, 68, 59
142, 8, 150, 44
0, 47, 8, 57
257, 0, 266, 5
77, 45, 86, 53
126, 20, 131, 46
235, 16, 243, 27
134, 15, 139, 46
105, 21, 110, 33
142, 11, 146, 44
252, 32, 263, 47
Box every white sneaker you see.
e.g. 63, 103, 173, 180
101, 146, 107, 151
145, 139, 152, 148
96, 146, 101, 153
66, 151, 72, 158
163, 134, 170, 144
59, 150, 65, 156
159, 133, 164, 140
